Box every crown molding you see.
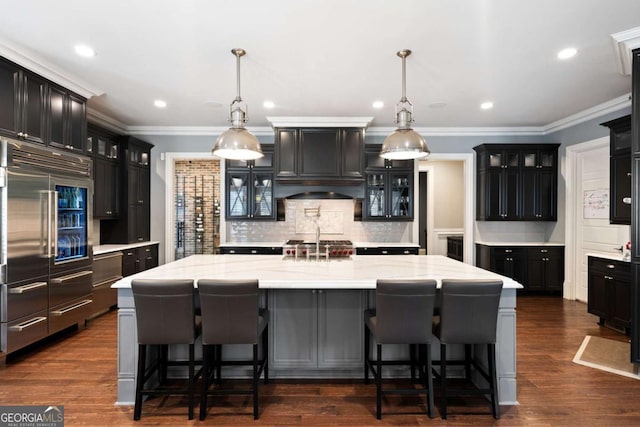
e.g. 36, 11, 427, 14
265, 116, 374, 128
93, 95, 630, 138
366, 126, 545, 137
87, 108, 128, 134
542, 93, 631, 134
0, 38, 104, 99
611, 27, 640, 76
126, 126, 275, 137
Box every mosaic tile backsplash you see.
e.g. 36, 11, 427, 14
226, 199, 412, 243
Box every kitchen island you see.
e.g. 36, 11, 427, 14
112, 254, 522, 405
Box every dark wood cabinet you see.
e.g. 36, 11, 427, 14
631, 47, 640, 362
88, 125, 120, 219
446, 236, 464, 261
100, 137, 153, 244
219, 246, 283, 255
476, 243, 564, 292
474, 144, 559, 221
588, 256, 631, 331
363, 145, 414, 221
0, 59, 47, 144
275, 127, 364, 183
226, 145, 275, 220
0, 57, 87, 151
601, 115, 631, 225
121, 244, 159, 277
525, 246, 564, 292
356, 246, 419, 255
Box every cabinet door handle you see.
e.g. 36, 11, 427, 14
381, 250, 388, 254
251, 250, 258, 254
606, 264, 615, 269
505, 249, 512, 253
540, 249, 548, 253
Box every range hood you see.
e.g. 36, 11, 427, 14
275, 184, 364, 200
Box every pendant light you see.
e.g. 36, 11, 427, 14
212, 48, 264, 160
380, 49, 430, 160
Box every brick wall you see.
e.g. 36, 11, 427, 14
174, 160, 221, 258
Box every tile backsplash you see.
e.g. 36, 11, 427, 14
226, 199, 412, 243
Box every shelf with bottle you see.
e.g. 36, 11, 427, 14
57, 187, 85, 210
56, 233, 87, 259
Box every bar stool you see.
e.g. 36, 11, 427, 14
131, 279, 200, 421
433, 279, 503, 419
364, 279, 437, 419
197, 279, 268, 420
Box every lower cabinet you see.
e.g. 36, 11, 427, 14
122, 244, 158, 277
269, 289, 364, 370
220, 246, 283, 255
90, 251, 123, 318
356, 246, 419, 255
588, 256, 631, 330
476, 244, 564, 292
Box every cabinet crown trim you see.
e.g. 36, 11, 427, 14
266, 116, 373, 128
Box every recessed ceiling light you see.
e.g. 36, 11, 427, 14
557, 47, 577, 60
263, 100, 275, 109
154, 100, 167, 108
480, 101, 494, 110
74, 45, 95, 58
372, 100, 384, 109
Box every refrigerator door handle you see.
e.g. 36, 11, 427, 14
44, 191, 51, 258
52, 190, 59, 258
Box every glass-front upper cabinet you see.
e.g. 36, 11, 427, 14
364, 171, 413, 221
225, 171, 274, 220
55, 184, 88, 262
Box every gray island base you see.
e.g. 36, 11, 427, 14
113, 254, 521, 406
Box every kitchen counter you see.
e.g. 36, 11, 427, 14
113, 254, 520, 289
219, 241, 421, 248
94, 241, 160, 255
113, 254, 520, 406
475, 241, 565, 246
586, 252, 630, 263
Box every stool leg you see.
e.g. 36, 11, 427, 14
364, 324, 370, 384
134, 344, 146, 421
188, 343, 195, 420
376, 344, 382, 420
200, 345, 210, 421
215, 345, 222, 385
410, 343, 416, 383
440, 343, 448, 419
464, 344, 472, 380
424, 343, 434, 419
488, 343, 500, 419
262, 327, 269, 384
253, 343, 259, 420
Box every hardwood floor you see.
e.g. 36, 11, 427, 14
1, 296, 640, 426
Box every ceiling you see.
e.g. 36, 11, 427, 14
1, 0, 639, 134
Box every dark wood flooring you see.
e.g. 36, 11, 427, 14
1, 296, 640, 426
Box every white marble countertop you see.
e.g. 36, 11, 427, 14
94, 241, 160, 255
112, 254, 522, 290
475, 241, 565, 247
220, 241, 420, 248
586, 252, 630, 263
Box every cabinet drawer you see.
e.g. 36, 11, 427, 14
356, 247, 418, 255
588, 257, 630, 275
2, 280, 48, 322
49, 297, 92, 334
50, 270, 93, 308
2, 310, 48, 353
220, 246, 283, 255
91, 277, 120, 316
93, 252, 123, 283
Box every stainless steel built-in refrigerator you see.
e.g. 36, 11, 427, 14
0, 137, 93, 356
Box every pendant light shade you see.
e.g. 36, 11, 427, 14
212, 48, 263, 160
380, 50, 429, 160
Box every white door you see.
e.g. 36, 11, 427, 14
574, 143, 629, 302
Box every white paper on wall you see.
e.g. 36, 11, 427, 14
295, 210, 344, 234
583, 188, 609, 219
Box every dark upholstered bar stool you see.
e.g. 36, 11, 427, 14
364, 279, 437, 419
131, 279, 200, 421
433, 279, 503, 419
197, 279, 268, 420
